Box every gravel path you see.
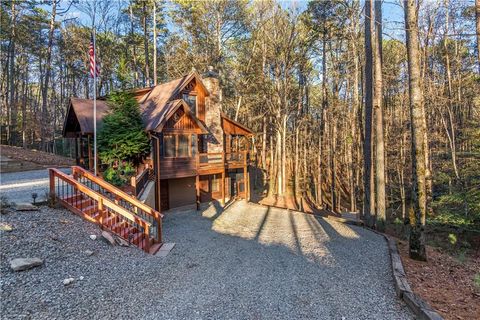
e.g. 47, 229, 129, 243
0, 168, 70, 204
0, 201, 412, 319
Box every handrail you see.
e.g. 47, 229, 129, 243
72, 166, 163, 220
50, 168, 151, 229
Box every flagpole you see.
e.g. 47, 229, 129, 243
92, 12, 97, 176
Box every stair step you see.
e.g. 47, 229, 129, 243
139, 237, 155, 250
53, 167, 162, 255
111, 220, 128, 233
131, 232, 144, 245
149, 242, 163, 255
62, 194, 84, 203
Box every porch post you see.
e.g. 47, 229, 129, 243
243, 163, 247, 200
153, 135, 161, 212
246, 164, 250, 202
75, 134, 80, 165
221, 170, 225, 206
79, 136, 84, 167
88, 135, 93, 171
196, 174, 200, 211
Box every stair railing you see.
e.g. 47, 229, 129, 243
49, 168, 155, 252
70, 166, 163, 243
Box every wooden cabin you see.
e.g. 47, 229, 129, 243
62, 68, 254, 212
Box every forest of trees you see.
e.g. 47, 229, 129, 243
1, 0, 479, 260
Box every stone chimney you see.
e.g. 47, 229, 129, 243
202, 66, 223, 153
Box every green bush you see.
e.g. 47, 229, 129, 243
98, 91, 150, 187
448, 233, 457, 245
98, 91, 150, 166
103, 162, 136, 187
474, 273, 480, 289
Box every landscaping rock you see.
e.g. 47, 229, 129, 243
14, 203, 39, 211
101, 231, 115, 245
115, 236, 130, 247
84, 250, 94, 256
63, 278, 75, 286
10, 257, 44, 271
89, 235, 97, 240
0, 222, 13, 232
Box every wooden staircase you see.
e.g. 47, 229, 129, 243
49, 166, 163, 254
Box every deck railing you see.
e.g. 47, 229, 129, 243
131, 169, 151, 197
226, 151, 248, 167
49, 168, 161, 253
195, 151, 249, 169
197, 152, 224, 169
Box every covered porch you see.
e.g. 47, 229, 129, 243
62, 98, 109, 172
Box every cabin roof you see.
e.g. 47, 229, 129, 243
63, 72, 209, 135
63, 98, 109, 136
154, 99, 209, 134
221, 113, 254, 136
62, 72, 253, 137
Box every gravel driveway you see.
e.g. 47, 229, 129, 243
0, 201, 412, 319
0, 168, 70, 204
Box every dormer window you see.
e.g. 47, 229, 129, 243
182, 93, 197, 115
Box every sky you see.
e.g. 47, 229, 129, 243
47, 0, 409, 42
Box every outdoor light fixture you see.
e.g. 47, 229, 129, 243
31, 193, 38, 205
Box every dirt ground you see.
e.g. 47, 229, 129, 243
397, 240, 480, 320
0, 145, 74, 172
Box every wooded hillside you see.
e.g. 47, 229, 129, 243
1, 0, 479, 259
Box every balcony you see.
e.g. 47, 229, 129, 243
158, 151, 250, 178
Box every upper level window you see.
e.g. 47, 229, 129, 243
163, 134, 197, 158
183, 93, 197, 115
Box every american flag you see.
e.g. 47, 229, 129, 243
89, 33, 100, 78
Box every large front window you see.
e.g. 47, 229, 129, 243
163, 134, 196, 158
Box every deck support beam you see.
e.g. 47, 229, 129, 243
196, 174, 200, 211
153, 135, 161, 212
221, 170, 225, 206
246, 165, 250, 202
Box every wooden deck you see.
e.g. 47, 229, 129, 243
159, 151, 249, 179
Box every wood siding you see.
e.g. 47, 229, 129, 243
174, 77, 206, 122
164, 108, 199, 133
160, 158, 196, 179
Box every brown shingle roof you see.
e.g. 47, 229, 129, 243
64, 72, 209, 135
66, 98, 109, 134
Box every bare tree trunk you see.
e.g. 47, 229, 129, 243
276, 129, 282, 195
374, 0, 386, 231
262, 116, 267, 171
294, 124, 299, 201
330, 114, 337, 213
22, 58, 28, 149
143, 1, 150, 87
153, 0, 157, 86
405, 0, 427, 261
317, 131, 323, 206
8, 0, 17, 146
129, 3, 139, 87
443, 1, 460, 179
476, 0, 480, 73
268, 133, 275, 196
41, 0, 57, 151
281, 114, 287, 195
363, 0, 375, 227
